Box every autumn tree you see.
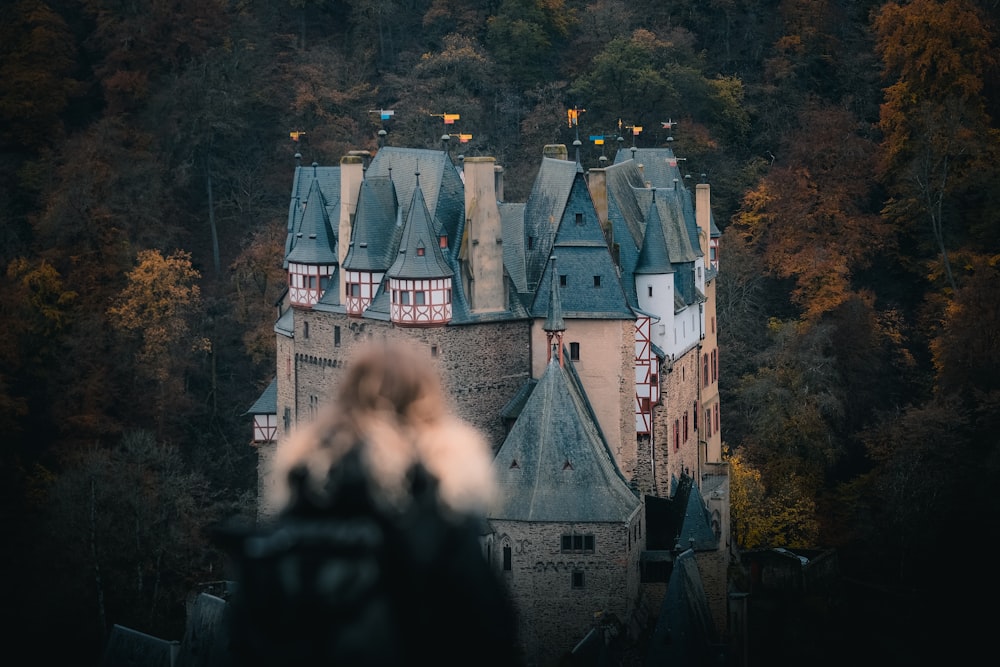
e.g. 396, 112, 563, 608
733, 102, 886, 321
727, 447, 819, 550
107, 250, 209, 436
874, 0, 999, 294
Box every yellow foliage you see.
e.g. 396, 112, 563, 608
726, 447, 820, 550
107, 249, 206, 381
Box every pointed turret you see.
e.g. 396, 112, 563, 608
286, 177, 338, 307
387, 173, 454, 326
543, 256, 565, 366
342, 176, 401, 316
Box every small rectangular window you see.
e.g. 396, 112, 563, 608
503, 545, 511, 571
415, 291, 426, 305
334, 326, 341, 347
560, 274, 567, 287
570, 342, 580, 361
561, 533, 595, 553
303, 321, 310, 339
593, 275, 601, 287
575, 212, 583, 225
431, 345, 438, 358
647, 285, 653, 297
572, 570, 585, 589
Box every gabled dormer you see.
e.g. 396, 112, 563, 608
386, 173, 454, 327
286, 177, 338, 308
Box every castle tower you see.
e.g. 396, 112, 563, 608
286, 177, 337, 308
634, 189, 672, 435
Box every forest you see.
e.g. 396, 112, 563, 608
1, 0, 998, 664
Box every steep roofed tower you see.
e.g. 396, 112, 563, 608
634, 189, 672, 436
342, 175, 401, 316
286, 174, 338, 307
386, 172, 454, 326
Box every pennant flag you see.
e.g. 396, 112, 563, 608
289, 131, 306, 142
590, 135, 605, 145
457, 133, 472, 143
444, 113, 460, 124
661, 119, 676, 129
668, 158, 678, 167
369, 108, 395, 120
567, 107, 586, 128
632, 125, 643, 136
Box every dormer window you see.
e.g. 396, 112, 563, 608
417, 246, 425, 256
439, 234, 448, 248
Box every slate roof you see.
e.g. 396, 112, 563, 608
530, 171, 634, 320
634, 191, 672, 275
489, 356, 639, 523
643, 549, 723, 667
174, 593, 232, 667
523, 156, 578, 291
101, 624, 179, 667
500, 202, 528, 294
363, 147, 466, 251
244, 377, 276, 416
286, 178, 338, 265
674, 477, 720, 551
285, 164, 340, 268
387, 179, 453, 280
613, 147, 687, 190
342, 175, 401, 271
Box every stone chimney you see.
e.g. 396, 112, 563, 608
339, 153, 366, 293
464, 156, 505, 313
543, 144, 568, 161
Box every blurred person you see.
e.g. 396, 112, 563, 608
218, 339, 523, 666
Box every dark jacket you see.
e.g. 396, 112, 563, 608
220, 447, 523, 667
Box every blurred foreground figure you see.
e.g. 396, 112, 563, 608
220, 340, 523, 666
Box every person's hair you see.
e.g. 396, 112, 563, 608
270, 338, 496, 518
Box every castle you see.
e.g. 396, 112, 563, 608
247, 137, 733, 665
